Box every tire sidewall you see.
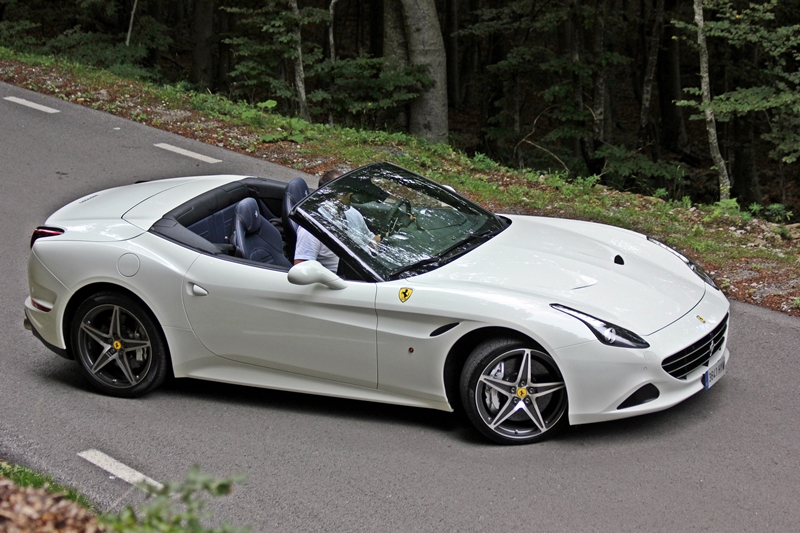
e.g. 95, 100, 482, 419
70, 292, 167, 398
460, 337, 568, 445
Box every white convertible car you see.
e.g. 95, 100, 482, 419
24, 162, 730, 444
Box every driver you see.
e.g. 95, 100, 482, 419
293, 170, 381, 272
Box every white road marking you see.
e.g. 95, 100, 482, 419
78, 449, 163, 490
3, 96, 60, 114
154, 142, 221, 163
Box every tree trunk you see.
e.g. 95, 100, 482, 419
191, 0, 215, 90
445, 0, 461, 109
288, 0, 310, 122
399, 0, 449, 144
637, 0, 664, 153
329, 0, 340, 61
693, 0, 731, 200
383, 0, 409, 129
592, 0, 609, 147
731, 112, 761, 206
370, 1, 384, 58
216, 7, 232, 93
657, 3, 689, 156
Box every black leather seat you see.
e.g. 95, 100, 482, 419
231, 198, 291, 268
282, 177, 310, 260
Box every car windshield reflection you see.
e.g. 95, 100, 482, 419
295, 163, 506, 280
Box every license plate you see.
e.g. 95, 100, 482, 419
704, 357, 726, 390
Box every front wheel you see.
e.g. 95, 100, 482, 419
460, 338, 568, 444
70, 292, 168, 398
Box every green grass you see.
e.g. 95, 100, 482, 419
0, 460, 93, 508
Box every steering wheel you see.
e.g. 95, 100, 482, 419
386, 198, 413, 235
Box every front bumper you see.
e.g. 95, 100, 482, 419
558, 289, 731, 425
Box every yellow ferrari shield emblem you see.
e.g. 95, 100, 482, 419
398, 288, 413, 303
696, 315, 706, 323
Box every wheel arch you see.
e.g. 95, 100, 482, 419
443, 326, 547, 413
62, 282, 172, 372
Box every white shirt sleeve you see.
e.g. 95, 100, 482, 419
345, 207, 375, 246
294, 226, 339, 272
294, 226, 321, 262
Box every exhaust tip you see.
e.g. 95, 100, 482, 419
23, 317, 32, 331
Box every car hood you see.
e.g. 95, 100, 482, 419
420, 215, 707, 336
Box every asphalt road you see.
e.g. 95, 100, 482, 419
2, 82, 799, 532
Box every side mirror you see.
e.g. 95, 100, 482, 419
288, 261, 347, 290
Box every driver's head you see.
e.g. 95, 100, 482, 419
318, 169, 343, 187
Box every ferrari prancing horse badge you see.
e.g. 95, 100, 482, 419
399, 288, 413, 303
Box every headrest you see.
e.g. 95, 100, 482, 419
236, 197, 261, 233
285, 177, 309, 205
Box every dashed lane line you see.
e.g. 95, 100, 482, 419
154, 142, 222, 164
78, 449, 163, 490
3, 96, 60, 114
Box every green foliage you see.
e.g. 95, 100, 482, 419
765, 203, 792, 223
593, 144, 687, 196
260, 116, 316, 144
0, 0, 171, 79
221, 1, 328, 107
471, 152, 499, 172
102, 467, 248, 533
677, 0, 800, 166
307, 56, 430, 127
0, 19, 41, 48
708, 198, 741, 220
0, 460, 91, 508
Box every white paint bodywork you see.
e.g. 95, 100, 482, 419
25, 175, 731, 424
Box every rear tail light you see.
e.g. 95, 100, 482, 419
30, 227, 64, 248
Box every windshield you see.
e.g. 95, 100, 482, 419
295, 163, 506, 280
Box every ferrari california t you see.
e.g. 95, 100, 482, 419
24, 162, 730, 444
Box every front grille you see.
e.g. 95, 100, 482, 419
662, 314, 728, 380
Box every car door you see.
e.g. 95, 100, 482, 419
182, 254, 378, 388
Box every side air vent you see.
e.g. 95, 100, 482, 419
430, 323, 459, 337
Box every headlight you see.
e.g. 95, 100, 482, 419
647, 237, 719, 290
551, 304, 650, 349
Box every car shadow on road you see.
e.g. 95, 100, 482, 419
162, 376, 485, 441
37, 358, 725, 447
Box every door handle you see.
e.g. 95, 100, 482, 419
191, 284, 209, 296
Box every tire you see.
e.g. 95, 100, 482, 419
70, 292, 168, 398
460, 338, 568, 445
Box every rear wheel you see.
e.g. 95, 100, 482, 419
70, 292, 167, 398
460, 338, 568, 444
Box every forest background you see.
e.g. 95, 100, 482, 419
2, 0, 800, 222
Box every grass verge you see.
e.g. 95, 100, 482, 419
0, 459, 92, 508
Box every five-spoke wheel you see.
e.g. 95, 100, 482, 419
461, 338, 568, 444
71, 293, 167, 397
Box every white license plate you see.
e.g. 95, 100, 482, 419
704, 357, 726, 390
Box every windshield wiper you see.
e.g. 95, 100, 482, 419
437, 228, 498, 258
391, 256, 441, 278
390, 229, 499, 278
